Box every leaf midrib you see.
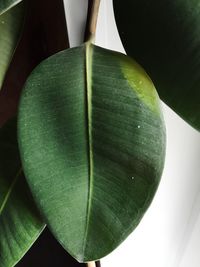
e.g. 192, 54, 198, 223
0, 0, 23, 16
0, 168, 22, 216
82, 42, 94, 255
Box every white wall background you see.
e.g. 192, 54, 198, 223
64, 1, 200, 266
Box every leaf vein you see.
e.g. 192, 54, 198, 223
0, 168, 22, 216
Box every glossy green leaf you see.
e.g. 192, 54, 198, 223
0, 119, 45, 267
113, 0, 200, 130
0, 2, 25, 89
18, 44, 166, 262
0, 0, 23, 15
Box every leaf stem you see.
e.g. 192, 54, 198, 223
84, 0, 101, 42
87, 262, 96, 267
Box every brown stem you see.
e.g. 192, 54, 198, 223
96, 262, 101, 267
84, 0, 101, 42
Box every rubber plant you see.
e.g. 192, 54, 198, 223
18, 0, 165, 264
1, 0, 199, 266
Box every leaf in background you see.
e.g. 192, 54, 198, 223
0, 0, 23, 15
18, 44, 166, 262
0, 2, 25, 90
0, 0, 69, 126
0, 118, 45, 267
113, 0, 200, 131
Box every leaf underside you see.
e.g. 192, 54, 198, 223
113, 0, 200, 130
0, 119, 44, 267
0, 1, 25, 90
18, 44, 166, 262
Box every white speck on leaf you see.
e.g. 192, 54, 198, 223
137, 125, 141, 129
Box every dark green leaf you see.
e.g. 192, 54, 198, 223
0, 2, 25, 89
0, 119, 45, 267
18, 44, 166, 262
113, 0, 200, 130
0, 0, 23, 15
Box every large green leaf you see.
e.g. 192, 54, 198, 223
113, 0, 200, 130
0, 119, 45, 267
0, 2, 25, 89
0, 0, 23, 15
18, 44, 166, 262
